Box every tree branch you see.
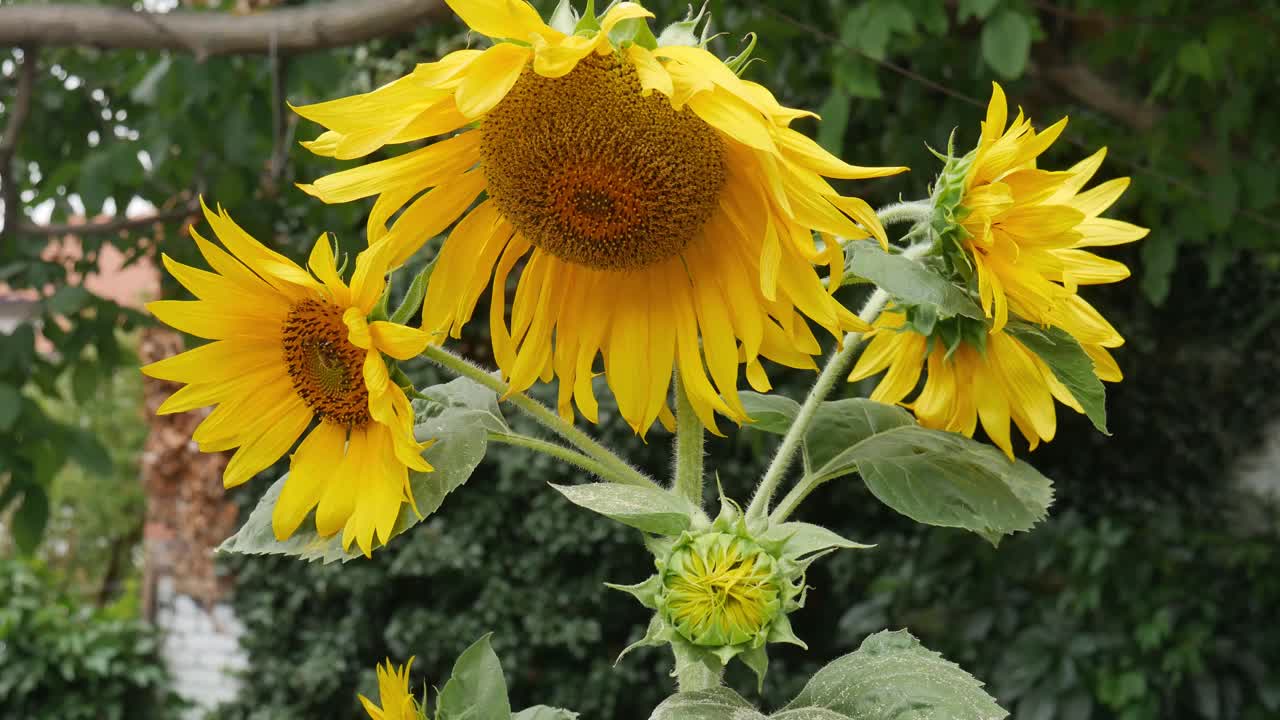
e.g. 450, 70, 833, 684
1, 46, 37, 239
0, 0, 449, 59
17, 202, 198, 238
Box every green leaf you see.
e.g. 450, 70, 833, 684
390, 261, 433, 325
957, 0, 1000, 22
834, 58, 882, 100
1140, 233, 1179, 305
437, 634, 511, 720
219, 379, 497, 561
66, 427, 113, 477
804, 398, 915, 472
512, 707, 579, 720
770, 710, 851, 720
1005, 322, 1108, 434
784, 629, 1007, 719
807, 403, 1053, 543
739, 391, 801, 434
46, 286, 92, 316
980, 10, 1032, 79
550, 483, 696, 536
816, 89, 851, 155
1207, 173, 1239, 232
12, 484, 50, 555
71, 360, 98, 405
844, 242, 984, 320
0, 383, 21, 431
649, 687, 763, 720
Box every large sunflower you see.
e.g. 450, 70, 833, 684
954, 82, 1148, 339
293, 0, 906, 434
142, 201, 432, 556
849, 310, 1122, 458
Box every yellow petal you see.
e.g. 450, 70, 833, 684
1071, 177, 1131, 218
455, 42, 532, 118
273, 421, 348, 540
307, 232, 352, 306
222, 400, 313, 487
775, 127, 908, 180
143, 340, 278, 383
626, 44, 673, 97
299, 130, 482, 204
444, 0, 558, 41
382, 168, 488, 267
1073, 218, 1149, 247
370, 321, 430, 360
687, 89, 776, 152
148, 299, 281, 342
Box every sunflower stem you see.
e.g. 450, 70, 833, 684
422, 345, 658, 490
746, 242, 933, 523
672, 375, 706, 508
486, 431, 625, 483
675, 653, 723, 693
875, 199, 934, 227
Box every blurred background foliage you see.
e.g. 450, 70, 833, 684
2, 0, 1278, 718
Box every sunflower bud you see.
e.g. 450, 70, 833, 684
659, 532, 782, 648
611, 498, 866, 689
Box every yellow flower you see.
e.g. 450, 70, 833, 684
957, 82, 1148, 339
293, 0, 906, 434
848, 310, 1122, 458
359, 658, 421, 720
142, 201, 433, 556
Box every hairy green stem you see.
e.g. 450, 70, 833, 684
672, 375, 706, 508
874, 199, 934, 227
746, 241, 934, 522
423, 345, 658, 490
675, 655, 723, 693
486, 431, 623, 483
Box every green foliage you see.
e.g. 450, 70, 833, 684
651, 630, 1005, 719
0, 558, 184, 720
550, 483, 698, 535
842, 241, 984, 320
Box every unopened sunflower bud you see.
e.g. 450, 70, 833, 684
660, 532, 782, 648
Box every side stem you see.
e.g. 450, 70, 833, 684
745, 241, 933, 521
672, 375, 706, 508
423, 345, 658, 490
486, 432, 621, 483
874, 199, 934, 227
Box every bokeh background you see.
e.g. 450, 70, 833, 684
2, 1, 1278, 718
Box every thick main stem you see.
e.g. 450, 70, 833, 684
675, 655, 723, 693
672, 376, 705, 508
745, 242, 933, 521
423, 345, 658, 490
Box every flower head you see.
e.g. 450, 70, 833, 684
359, 658, 423, 720
142, 201, 433, 556
293, 0, 906, 435
939, 82, 1148, 336
849, 310, 1121, 458
661, 532, 782, 648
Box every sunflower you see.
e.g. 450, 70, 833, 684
142, 201, 432, 556
359, 658, 422, 720
848, 310, 1122, 458
952, 82, 1148, 338
293, 0, 906, 434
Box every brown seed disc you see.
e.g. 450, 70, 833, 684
281, 299, 370, 426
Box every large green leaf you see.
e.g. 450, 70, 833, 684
550, 483, 697, 536
784, 630, 1007, 720
799, 400, 1051, 543
437, 634, 511, 720
649, 687, 765, 720
816, 422, 1052, 543
843, 242, 983, 320
11, 484, 49, 555
1006, 322, 1108, 434
511, 707, 579, 720
218, 377, 500, 562
0, 383, 21, 431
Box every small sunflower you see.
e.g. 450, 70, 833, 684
293, 0, 906, 434
848, 310, 1121, 458
359, 658, 422, 720
142, 201, 432, 556
951, 82, 1148, 335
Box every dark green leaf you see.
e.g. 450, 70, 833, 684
550, 483, 696, 536
437, 634, 511, 720
804, 398, 915, 472
0, 383, 21, 431
512, 707, 579, 720
980, 11, 1032, 79
957, 0, 1000, 22
46, 286, 92, 316
12, 485, 50, 555
1005, 322, 1108, 434
844, 242, 984, 320
816, 89, 851, 155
